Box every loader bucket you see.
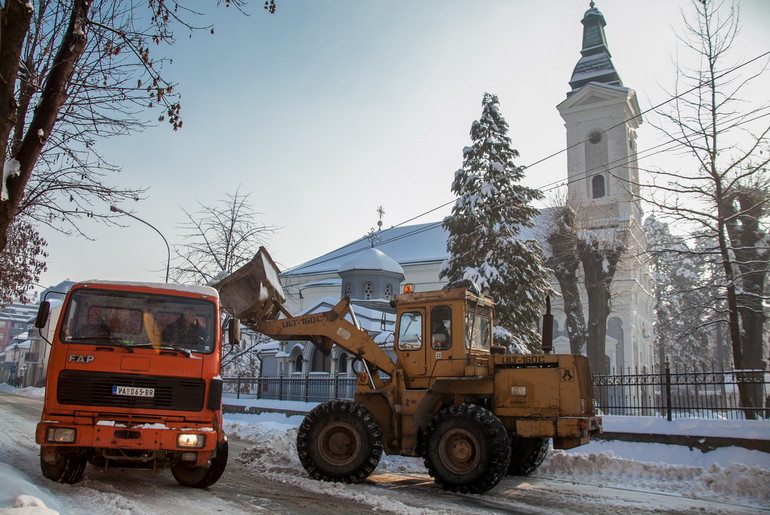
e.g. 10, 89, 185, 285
212, 247, 286, 323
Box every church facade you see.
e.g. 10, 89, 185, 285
255, 3, 655, 379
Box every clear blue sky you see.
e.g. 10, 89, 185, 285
37, 0, 770, 288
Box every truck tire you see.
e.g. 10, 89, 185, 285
40, 447, 87, 484
507, 436, 549, 476
171, 440, 229, 488
424, 404, 510, 494
296, 399, 382, 484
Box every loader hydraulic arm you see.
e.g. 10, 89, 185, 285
255, 297, 397, 377
213, 247, 397, 378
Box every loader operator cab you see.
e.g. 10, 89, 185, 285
394, 288, 494, 387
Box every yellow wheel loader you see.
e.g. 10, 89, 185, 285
214, 248, 602, 494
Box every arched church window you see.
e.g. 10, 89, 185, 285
364, 282, 374, 300
311, 348, 331, 373
338, 353, 348, 374
592, 174, 606, 199
588, 131, 603, 144
294, 354, 303, 373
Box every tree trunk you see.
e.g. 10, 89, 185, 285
551, 265, 586, 355
0, 0, 93, 253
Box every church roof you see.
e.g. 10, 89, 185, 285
282, 214, 548, 280
568, 2, 622, 95
283, 222, 449, 278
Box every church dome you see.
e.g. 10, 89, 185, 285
338, 248, 404, 275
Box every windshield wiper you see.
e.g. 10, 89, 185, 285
68, 337, 134, 353
132, 343, 192, 358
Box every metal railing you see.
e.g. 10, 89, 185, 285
593, 362, 768, 420
223, 375, 357, 403
223, 362, 769, 420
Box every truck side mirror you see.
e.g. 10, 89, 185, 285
35, 301, 50, 329
228, 318, 241, 345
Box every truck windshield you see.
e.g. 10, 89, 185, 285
59, 288, 217, 354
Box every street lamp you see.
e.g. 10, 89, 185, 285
110, 205, 171, 283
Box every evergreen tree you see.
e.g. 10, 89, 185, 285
441, 93, 551, 352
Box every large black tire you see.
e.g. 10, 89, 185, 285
296, 399, 383, 484
171, 439, 229, 488
424, 404, 510, 494
40, 447, 87, 484
507, 436, 549, 476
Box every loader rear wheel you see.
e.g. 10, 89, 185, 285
296, 399, 382, 484
507, 436, 549, 476
171, 440, 229, 488
40, 446, 87, 484
424, 404, 510, 494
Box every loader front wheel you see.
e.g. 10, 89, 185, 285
424, 404, 510, 494
507, 436, 549, 476
297, 400, 382, 484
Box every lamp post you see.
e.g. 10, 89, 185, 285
110, 205, 171, 283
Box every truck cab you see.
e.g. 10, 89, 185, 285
35, 280, 236, 487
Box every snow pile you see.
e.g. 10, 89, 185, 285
542, 450, 769, 504
0, 384, 46, 398
0, 462, 62, 515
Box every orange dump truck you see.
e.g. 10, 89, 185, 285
34, 280, 239, 486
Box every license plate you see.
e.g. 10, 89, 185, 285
112, 385, 155, 398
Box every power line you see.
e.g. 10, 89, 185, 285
285, 51, 770, 271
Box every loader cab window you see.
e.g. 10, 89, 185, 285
430, 306, 451, 350
397, 311, 423, 351
465, 312, 492, 351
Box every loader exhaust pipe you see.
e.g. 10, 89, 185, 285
541, 296, 553, 354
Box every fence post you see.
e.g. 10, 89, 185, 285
257, 377, 262, 400
279, 376, 284, 401
664, 361, 672, 422
236, 375, 241, 400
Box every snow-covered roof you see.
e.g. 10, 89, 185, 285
283, 222, 448, 278
338, 248, 404, 276
283, 217, 548, 279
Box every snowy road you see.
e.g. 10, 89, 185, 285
1, 391, 768, 514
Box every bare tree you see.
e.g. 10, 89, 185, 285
647, 0, 769, 417
0, 1, 260, 260
171, 188, 276, 285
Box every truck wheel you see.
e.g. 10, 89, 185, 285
171, 440, 229, 488
508, 436, 549, 476
424, 404, 510, 494
40, 447, 87, 484
296, 399, 382, 484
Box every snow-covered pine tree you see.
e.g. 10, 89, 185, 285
441, 93, 551, 352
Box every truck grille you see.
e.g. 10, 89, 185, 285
57, 370, 205, 412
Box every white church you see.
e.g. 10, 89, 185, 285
253, 3, 655, 379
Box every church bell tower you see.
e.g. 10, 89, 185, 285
557, 2, 642, 231
555, 2, 654, 372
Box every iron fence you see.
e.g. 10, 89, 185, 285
223, 362, 769, 420
593, 362, 769, 420
223, 375, 357, 403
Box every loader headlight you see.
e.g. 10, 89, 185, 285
46, 427, 76, 443
177, 433, 205, 449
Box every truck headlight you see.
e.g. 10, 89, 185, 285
177, 433, 205, 449
46, 427, 76, 443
